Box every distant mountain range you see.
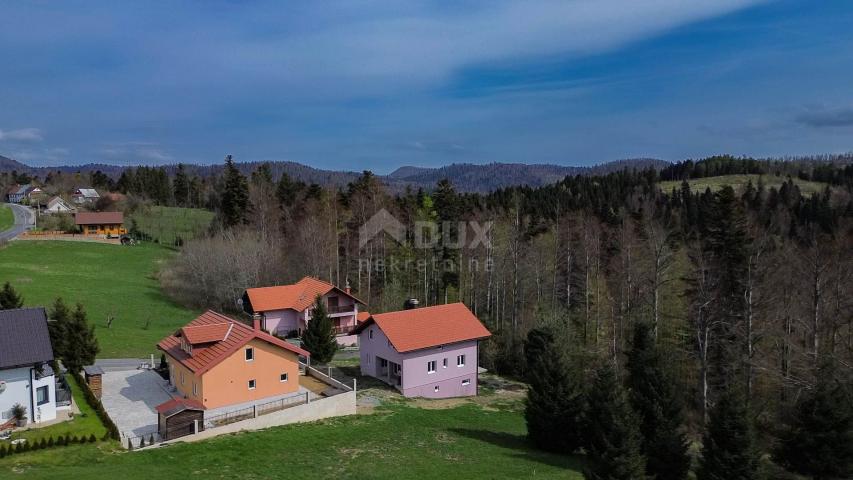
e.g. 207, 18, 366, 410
0, 154, 669, 192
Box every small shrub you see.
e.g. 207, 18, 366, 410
14, 443, 23, 453
47, 437, 55, 447
148, 434, 154, 445
64, 434, 71, 446
0, 444, 7, 458
139, 437, 146, 448
127, 438, 133, 450
88, 434, 97, 443
57, 436, 66, 446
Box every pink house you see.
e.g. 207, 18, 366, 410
353, 303, 491, 399
243, 277, 364, 346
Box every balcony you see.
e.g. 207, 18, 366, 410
332, 324, 355, 335
327, 304, 355, 315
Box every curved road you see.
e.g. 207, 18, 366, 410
0, 203, 35, 241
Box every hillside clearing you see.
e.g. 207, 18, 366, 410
128, 206, 214, 246
658, 174, 830, 195
0, 241, 197, 357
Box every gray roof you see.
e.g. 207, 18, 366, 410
83, 365, 104, 376
0, 308, 54, 370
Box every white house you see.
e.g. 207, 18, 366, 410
44, 196, 75, 214
72, 188, 100, 205
0, 308, 57, 426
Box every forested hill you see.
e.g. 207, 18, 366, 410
0, 155, 669, 192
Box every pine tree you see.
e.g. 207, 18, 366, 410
584, 362, 648, 480
697, 387, 761, 480
220, 155, 250, 228
626, 322, 690, 480
0, 282, 24, 309
173, 163, 189, 207
48, 298, 71, 361
523, 327, 586, 453
61, 303, 100, 373
775, 361, 853, 479
301, 295, 337, 364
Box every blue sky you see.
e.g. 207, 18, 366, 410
1, 0, 853, 173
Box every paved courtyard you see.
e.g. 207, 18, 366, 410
101, 369, 172, 438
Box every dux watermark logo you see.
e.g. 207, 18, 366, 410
359, 208, 492, 250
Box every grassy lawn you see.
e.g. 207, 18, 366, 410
0, 241, 198, 358
1, 403, 583, 479
658, 174, 830, 195
0, 204, 13, 232
10, 376, 107, 445
128, 206, 214, 246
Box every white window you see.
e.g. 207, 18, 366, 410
192, 382, 198, 396
280, 373, 288, 382
434, 385, 440, 392
245, 348, 254, 361
442, 358, 448, 368
457, 355, 466, 367
369, 329, 374, 340
248, 379, 256, 390
427, 361, 436, 373
462, 379, 471, 386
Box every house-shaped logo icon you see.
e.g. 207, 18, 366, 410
359, 208, 406, 248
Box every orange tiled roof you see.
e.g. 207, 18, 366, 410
155, 397, 204, 415
157, 310, 309, 375
74, 211, 124, 225
356, 311, 371, 323
245, 277, 363, 312
353, 303, 491, 353
182, 323, 230, 344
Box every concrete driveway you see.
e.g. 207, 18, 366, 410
101, 369, 173, 438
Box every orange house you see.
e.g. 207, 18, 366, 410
157, 310, 310, 410
74, 211, 127, 235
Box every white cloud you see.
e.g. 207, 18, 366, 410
0, 128, 43, 142
98, 142, 173, 164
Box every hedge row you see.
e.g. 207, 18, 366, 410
70, 371, 120, 440
0, 433, 99, 458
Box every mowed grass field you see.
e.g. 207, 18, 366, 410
0, 241, 198, 357
658, 174, 830, 195
0, 204, 14, 232
1, 403, 584, 479
128, 206, 214, 246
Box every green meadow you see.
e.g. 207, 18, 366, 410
0, 204, 13, 232
658, 174, 830, 195
128, 206, 214, 246
0, 241, 197, 358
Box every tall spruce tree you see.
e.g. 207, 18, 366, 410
523, 327, 586, 453
774, 361, 853, 479
0, 282, 24, 309
697, 387, 761, 480
61, 303, 100, 373
173, 163, 189, 207
47, 298, 71, 362
301, 295, 337, 364
584, 362, 648, 480
220, 155, 250, 228
626, 322, 690, 480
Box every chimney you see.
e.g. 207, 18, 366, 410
404, 298, 419, 310
345, 279, 351, 295
252, 313, 262, 331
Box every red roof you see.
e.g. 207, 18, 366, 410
353, 303, 491, 353
157, 310, 309, 375
74, 211, 124, 225
245, 277, 363, 312
155, 397, 204, 415
356, 311, 371, 323
182, 323, 230, 344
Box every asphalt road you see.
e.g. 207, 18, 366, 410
0, 203, 35, 241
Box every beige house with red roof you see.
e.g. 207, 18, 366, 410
157, 310, 309, 410
353, 303, 491, 399
243, 277, 364, 346
74, 211, 126, 236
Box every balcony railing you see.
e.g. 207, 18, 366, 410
327, 304, 355, 314
332, 324, 354, 335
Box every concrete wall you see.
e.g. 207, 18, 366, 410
166, 390, 356, 445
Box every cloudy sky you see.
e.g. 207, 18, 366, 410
1, 0, 852, 173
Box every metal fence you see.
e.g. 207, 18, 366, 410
204, 405, 255, 429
